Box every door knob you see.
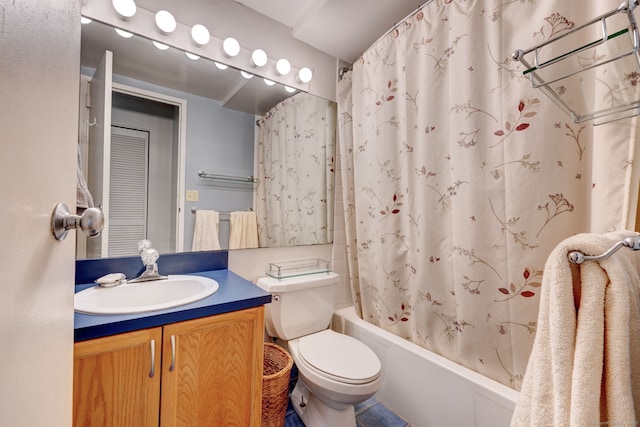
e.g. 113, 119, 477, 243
51, 203, 104, 241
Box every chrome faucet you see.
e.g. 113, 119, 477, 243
128, 240, 168, 283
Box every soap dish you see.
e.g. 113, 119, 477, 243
95, 273, 127, 288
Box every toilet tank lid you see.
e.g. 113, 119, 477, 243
256, 272, 339, 292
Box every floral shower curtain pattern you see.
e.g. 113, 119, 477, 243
337, 0, 639, 388
256, 92, 336, 247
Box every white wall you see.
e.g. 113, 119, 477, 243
331, 142, 352, 309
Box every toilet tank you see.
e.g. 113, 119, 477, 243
256, 272, 339, 340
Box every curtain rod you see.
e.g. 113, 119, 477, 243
369, 0, 436, 53
341, 1, 435, 78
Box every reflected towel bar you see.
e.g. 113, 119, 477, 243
568, 236, 640, 264
190, 207, 231, 221
197, 170, 258, 183
190, 207, 253, 214
191, 207, 233, 215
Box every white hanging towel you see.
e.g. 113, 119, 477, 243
191, 210, 221, 251
512, 230, 640, 426
229, 211, 259, 249
76, 145, 94, 209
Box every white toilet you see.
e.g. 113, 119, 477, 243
256, 272, 382, 427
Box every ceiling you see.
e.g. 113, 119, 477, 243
234, 0, 423, 62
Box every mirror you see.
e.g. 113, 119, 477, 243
78, 19, 336, 258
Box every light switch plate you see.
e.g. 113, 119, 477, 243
186, 190, 199, 202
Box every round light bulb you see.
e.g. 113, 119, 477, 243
284, 86, 296, 93
191, 24, 210, 46
223, 37, 240, 57
251, 49, 268, 67
263, 79, 275, 86
297, 67, 313, 83
114, 28, 134, 38
152, 41, 169, 50
112, 0, 136, 19
155, 10, 176, 34
185, 52, 200, 60
275, 58, 291, 76
81, 16, 92, 25
240, 71, 254, 79
214, 62, 228, 70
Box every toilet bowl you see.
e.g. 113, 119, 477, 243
288, 330, 382, 427
256, 272, 382, 427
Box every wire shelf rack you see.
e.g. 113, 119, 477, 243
512, 0, 640, 125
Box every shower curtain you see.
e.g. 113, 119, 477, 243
256, 92, 336, 247
337, 0, 640, 388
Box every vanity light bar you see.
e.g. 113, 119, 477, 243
251, 49, 268, 67
297, 67, 313, 83
100, 1, 313, 87
112, 0, 136, 20
275, 58, 291, 76
223, 37, 240, 57
114, 28, 134, 38
191, 24, 210, 46
155, 10, 176, 34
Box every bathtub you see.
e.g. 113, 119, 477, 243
332, 307, 519, 427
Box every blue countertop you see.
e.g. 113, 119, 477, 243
74, 269, 271, 342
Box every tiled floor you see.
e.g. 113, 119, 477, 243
285, 395, 412, 427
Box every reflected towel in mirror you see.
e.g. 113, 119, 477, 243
229, 211, 259, 249
192, 210, 221, 251
77, 144, 94, 209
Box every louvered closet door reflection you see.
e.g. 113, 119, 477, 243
108, 126, 149, 256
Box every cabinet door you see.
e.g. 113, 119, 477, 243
160, 306, 265, 427
73, 328, 162, 427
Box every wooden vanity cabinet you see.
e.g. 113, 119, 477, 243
73, 327, 162, 427
160, 307, 264, 426
73, 306, 265, 427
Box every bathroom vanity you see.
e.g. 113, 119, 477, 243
74, 306, 264, 426
72, 251, 271, 426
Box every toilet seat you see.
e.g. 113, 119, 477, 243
297, 330, 381, 385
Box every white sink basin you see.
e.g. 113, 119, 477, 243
75, 275, 219, 315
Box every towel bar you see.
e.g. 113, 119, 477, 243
568, 236, 640, 263
197, 170, 258, 183
190, 207, 253, 214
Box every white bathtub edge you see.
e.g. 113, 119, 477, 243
333, 306, 519, 427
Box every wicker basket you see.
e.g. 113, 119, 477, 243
262, 342, 293, 427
